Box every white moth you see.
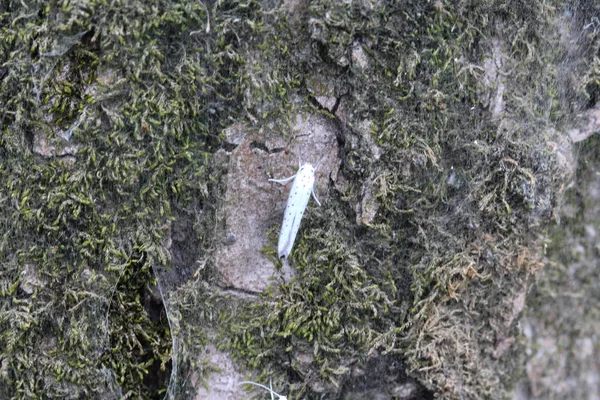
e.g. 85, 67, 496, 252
239, 379, 287, 400
269, 162, 320, 259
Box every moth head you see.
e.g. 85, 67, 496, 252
299, 163, 315, 174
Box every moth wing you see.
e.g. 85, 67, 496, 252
277, 176, 311, 258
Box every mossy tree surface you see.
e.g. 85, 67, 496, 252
1, 0, 598, 399
1, 0, 259, 398
525, 134, 600, 400
220, 1, 595, 399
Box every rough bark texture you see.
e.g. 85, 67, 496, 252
1, 1, 599, 400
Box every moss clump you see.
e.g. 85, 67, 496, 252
222, 201, 396, 397
1, 0, 262, 398
214, 0, 589, 399
104, 247, 171, 399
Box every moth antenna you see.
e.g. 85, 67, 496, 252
298, 143, 304, 167
315, 151, 326, 170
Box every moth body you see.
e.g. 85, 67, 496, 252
269, 163, 320, 259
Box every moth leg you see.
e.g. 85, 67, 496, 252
238, 380, 286, 400
269, 174, 296, 184
311, 187, 321, 206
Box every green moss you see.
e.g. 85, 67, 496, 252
103, 246, 171, 399
1, 0, 597, 399
213, 0, 585, 398
1, 0, 262, 398
221, 201, 396, 397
